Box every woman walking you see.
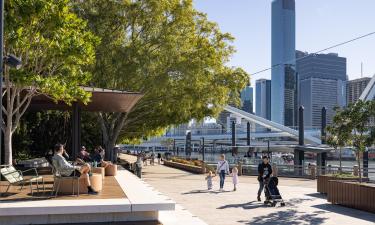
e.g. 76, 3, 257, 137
216, 154, 229, 191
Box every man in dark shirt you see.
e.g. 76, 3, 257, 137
257, 155, 272, 201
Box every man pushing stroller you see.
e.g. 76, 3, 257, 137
257, 155, 272, 201
257, 155, 285, 207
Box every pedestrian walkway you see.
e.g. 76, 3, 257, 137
142, 164, 375, 225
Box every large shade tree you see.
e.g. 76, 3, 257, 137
2, 0, 98, 164
75, 0, 248, 159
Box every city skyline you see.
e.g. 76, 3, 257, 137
194, 0, 375, 83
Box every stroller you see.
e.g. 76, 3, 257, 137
263, 176, 285, 207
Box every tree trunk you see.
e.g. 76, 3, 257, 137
339, 147, 342, 173
3, 128, 12, 165
98, 112, 127, 162
357, 151, 362, 183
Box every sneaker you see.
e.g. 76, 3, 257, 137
257, 196, 261, 201
88, 190, 99, 195
233, 188, 236, 191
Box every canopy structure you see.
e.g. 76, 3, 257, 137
29, 87, 142, 112
29, 87, 143, 158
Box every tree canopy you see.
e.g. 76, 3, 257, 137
74, 0, 248, 154
2, 0, 98, 164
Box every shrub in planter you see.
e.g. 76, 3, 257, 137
317, 173, 368, 194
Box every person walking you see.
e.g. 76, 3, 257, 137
257, 155, 272, 201
135, 154, 143, 178
216, 154, 229, 191
231, 166, 239, 191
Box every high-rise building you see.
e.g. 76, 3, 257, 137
271, 0, 296, 126
240, 86, 253, 113
256, 79, 271, 120
346, 77, 371, 105
296, 51, 347, 128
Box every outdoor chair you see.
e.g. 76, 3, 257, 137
0, 165, 45, 196
51, 159, 80, 197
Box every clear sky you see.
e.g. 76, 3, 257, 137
194, 0, 375, 86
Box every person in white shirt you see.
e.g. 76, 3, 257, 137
52, 144, 98, 195
216, 154, 229, 191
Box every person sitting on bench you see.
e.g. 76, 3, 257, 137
52, 144, 98, 195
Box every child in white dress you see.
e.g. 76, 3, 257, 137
205, 171, 216, 190
231, 167, 239, 191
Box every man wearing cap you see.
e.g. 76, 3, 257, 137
257, 155, 272, 201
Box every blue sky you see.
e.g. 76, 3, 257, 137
194, 0, 375, 86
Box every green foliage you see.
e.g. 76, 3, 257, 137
5, 0, 98, 103
74, 0, 248, 143
329, 100, 375, 181
13, 111, 103, 159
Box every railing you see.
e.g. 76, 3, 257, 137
204, 162, 375, 181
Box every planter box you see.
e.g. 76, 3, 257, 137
164, 160, 205, 174
317, 175, 369, 194
327, 180, 375, 213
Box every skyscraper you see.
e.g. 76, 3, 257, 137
256, 79, 271, 120
296, 51, 347, 127
271, 0, 296, 126
346, 77, 371, 105
240, 85, 254, 113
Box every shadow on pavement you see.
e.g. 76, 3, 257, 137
182, 189, 231, 195
217, 201, 268, 210
312, 203, 375, 223
305, 193, 327, 200
239, 209, 327, 225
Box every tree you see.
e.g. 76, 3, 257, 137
326, 107, 351, 172
2, 0, 98, 164
334, 100, 375, 182
74, 0, 248, 159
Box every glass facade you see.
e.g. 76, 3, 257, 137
297, 51, 347, 128
271, 0, 296, 126
240, 86, 254, 113
255, 79, 271, 120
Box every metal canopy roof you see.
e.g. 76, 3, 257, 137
29, 87, 143, 112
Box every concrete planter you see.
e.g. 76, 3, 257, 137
327, 180, 375, 213
317, 175, 368, 194
164, 160, 205, 174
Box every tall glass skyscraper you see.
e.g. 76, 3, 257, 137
271, 0, 296, 126
297, 51, 347, 127
256, 79, 271, 120
240, 85, 254, 113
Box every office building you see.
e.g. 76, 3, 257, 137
296, 51, 347, 127
256, 79, 271, 120
240, 85, 254, 113
346, 77, 371, 105
271, 0, 297, 126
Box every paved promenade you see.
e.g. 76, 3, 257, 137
141, 164, 375, 225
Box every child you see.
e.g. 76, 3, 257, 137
205, 171, 216, 190
231, 167, 239, 191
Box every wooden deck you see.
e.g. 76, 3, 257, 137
0, 175, 126, 202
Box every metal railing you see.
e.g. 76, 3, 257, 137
205, 162, 375, 181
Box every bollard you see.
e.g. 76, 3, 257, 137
310, 165, 316, 179
353, 165, 359, 176
238, 162, 242, 176
201, 162, 206, 174
272, 163, 278, 177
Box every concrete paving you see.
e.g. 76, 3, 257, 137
141, 164, 375, 225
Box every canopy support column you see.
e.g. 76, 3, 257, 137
71, 102, 81, 159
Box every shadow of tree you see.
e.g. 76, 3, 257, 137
312, 203, 375, 223
217, 201, 268, 210
305, 193, 327, 200
239, 209, 327, 225
182, 189, 231, 195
